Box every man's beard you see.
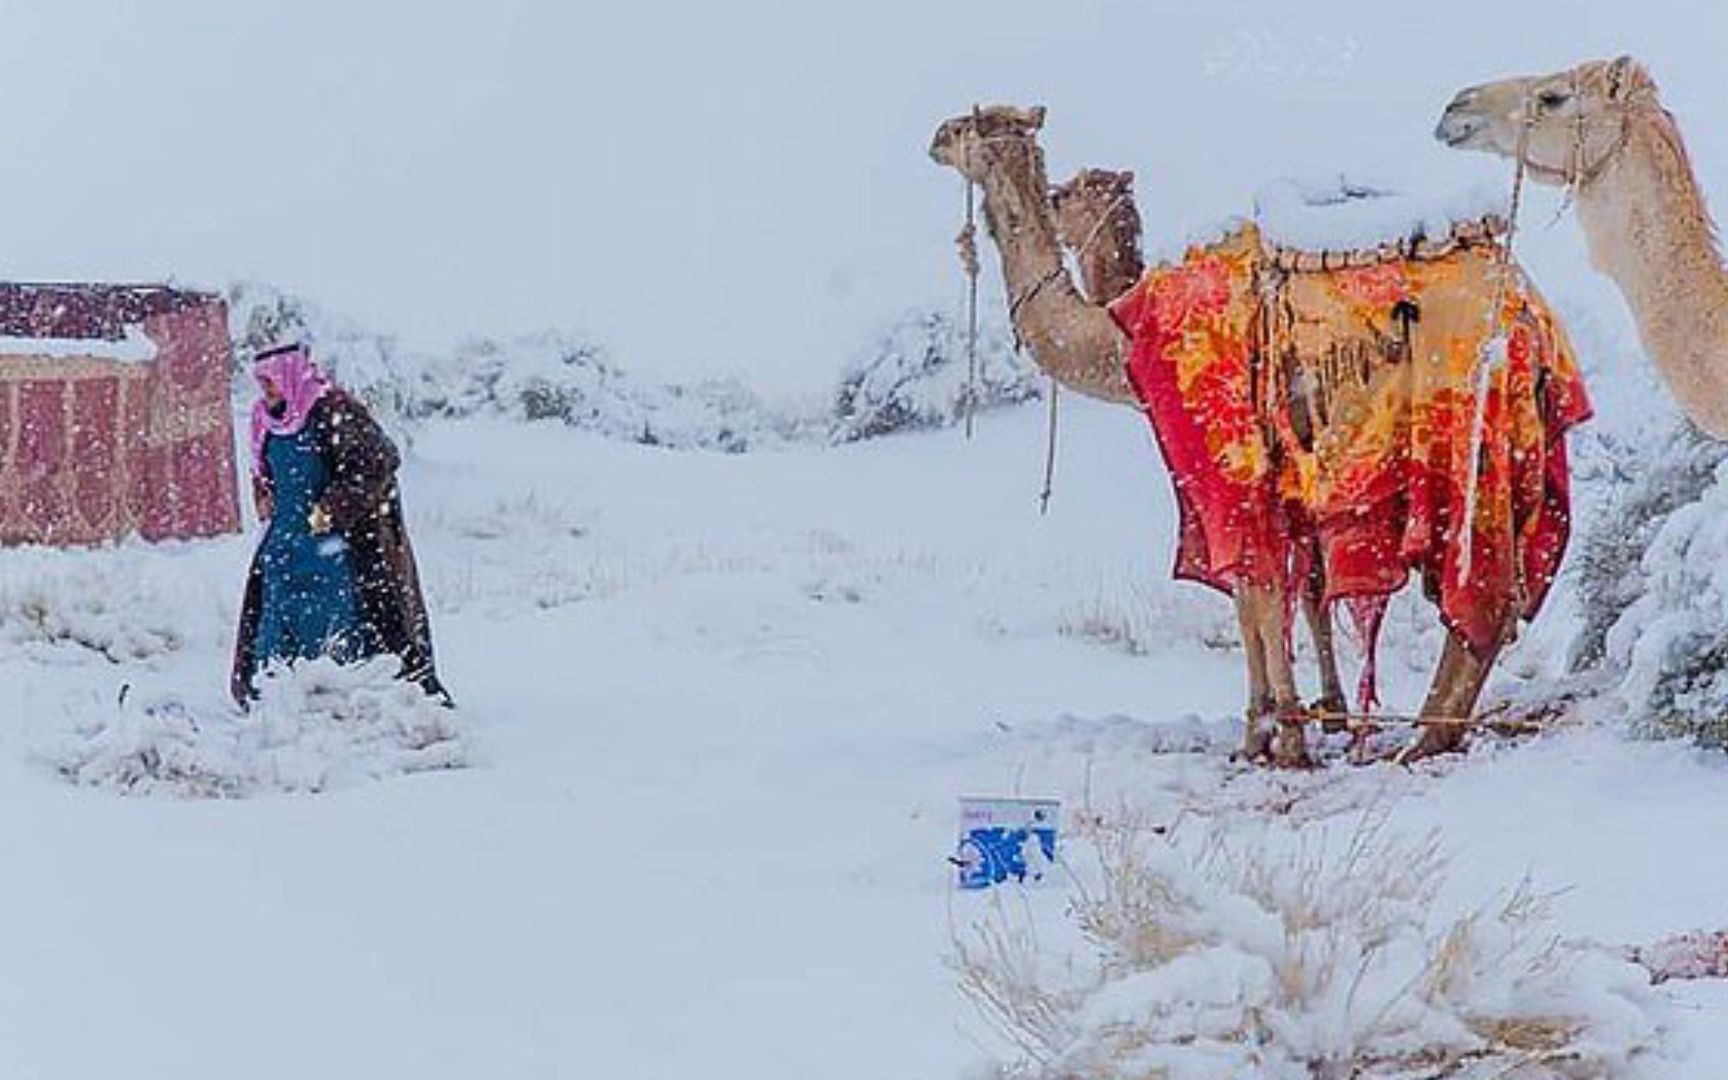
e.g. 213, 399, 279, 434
267, 400, 288, 419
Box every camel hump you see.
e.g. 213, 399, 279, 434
1053, 168, 1136, 206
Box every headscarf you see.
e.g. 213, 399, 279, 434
249, 343, 333, 477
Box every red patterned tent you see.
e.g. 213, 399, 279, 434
0, 284, 239, 546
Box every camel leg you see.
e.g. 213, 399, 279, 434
1237, 582, 1311, 768
1236, 592, 1275, 762
1400, 624, 1507, 762
1302, 593, 1347, 723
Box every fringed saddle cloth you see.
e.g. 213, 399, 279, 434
1109, 193, 1591, 707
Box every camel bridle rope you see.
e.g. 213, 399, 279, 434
958, 171, 981, 440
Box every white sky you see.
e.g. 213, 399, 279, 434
0, 0, 1722, 397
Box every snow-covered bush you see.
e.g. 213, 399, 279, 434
1568, 422, 1727, 674
955, 816, 1666, 1079
56, 657, 468, 797
0, 549, 210, 662
832, 309, 1039, 442
227, 280, 416, 417
407, 331, 812, 452
1593, 451, 1728, 747
1560, 406, 1728, 746
229, 283, 816, 451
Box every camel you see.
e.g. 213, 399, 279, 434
929, 106, 1586, 765
1435, 56, 1728, 440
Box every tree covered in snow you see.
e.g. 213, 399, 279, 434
831, 309, 1040, 442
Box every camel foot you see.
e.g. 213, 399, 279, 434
1272, 714, 1315, 770
1240, 718, 1274, 764
1394, 724, 1467, 766
1312, 693, 1349, 735
1346, 725, 1379, 766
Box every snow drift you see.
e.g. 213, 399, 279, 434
54, 657, 469, 798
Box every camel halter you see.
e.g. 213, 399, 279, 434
1531, 71, 1638, 196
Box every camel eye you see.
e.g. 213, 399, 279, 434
1536, 89, 1571, 111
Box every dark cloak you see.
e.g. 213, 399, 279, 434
231, 390, 448, 706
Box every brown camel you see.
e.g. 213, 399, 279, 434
1437, 56, 1728, 440
930, 105, 1572, 764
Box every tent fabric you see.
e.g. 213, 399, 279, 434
1109, 223, 1591, 665
0, 284, 240, 546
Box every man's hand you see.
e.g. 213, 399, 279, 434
307, 503, 332, 535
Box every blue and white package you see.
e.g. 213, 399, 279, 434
954, 797, 1059, 890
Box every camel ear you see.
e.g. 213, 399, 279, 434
1606, 55, 1644, 99
1027, 105, 1047, 131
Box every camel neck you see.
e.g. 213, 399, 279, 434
1575, 111, 1728, 436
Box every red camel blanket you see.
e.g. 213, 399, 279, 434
1109, 223, 1591, 689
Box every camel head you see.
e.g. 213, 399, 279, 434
929, 104, 1047, 184
1051, 168, 1138, 249
1434, 56, 1660, 187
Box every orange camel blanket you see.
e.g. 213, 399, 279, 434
1109, 223, 1590, 694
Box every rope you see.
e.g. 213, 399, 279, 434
1031, 188, 1137, 514
1039, 373, 1059, 515
1551, 68, 1588, 225
960, 173, 981, 440
1303, 709, 1553, 735
1455, 94, 1534, 585
1007, 261, 1068, 327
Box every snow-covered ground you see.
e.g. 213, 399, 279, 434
5, 0, 1728, 1073
4, 373, 1728, 1076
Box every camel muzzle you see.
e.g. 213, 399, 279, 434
1434, 108, 1485, 148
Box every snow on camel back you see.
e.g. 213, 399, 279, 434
0, 284, 240, 546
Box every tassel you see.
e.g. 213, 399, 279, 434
1344, 595, 1390, 714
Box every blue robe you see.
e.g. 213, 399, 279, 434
251, 425, 364, 667
233, 391, 447, 707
